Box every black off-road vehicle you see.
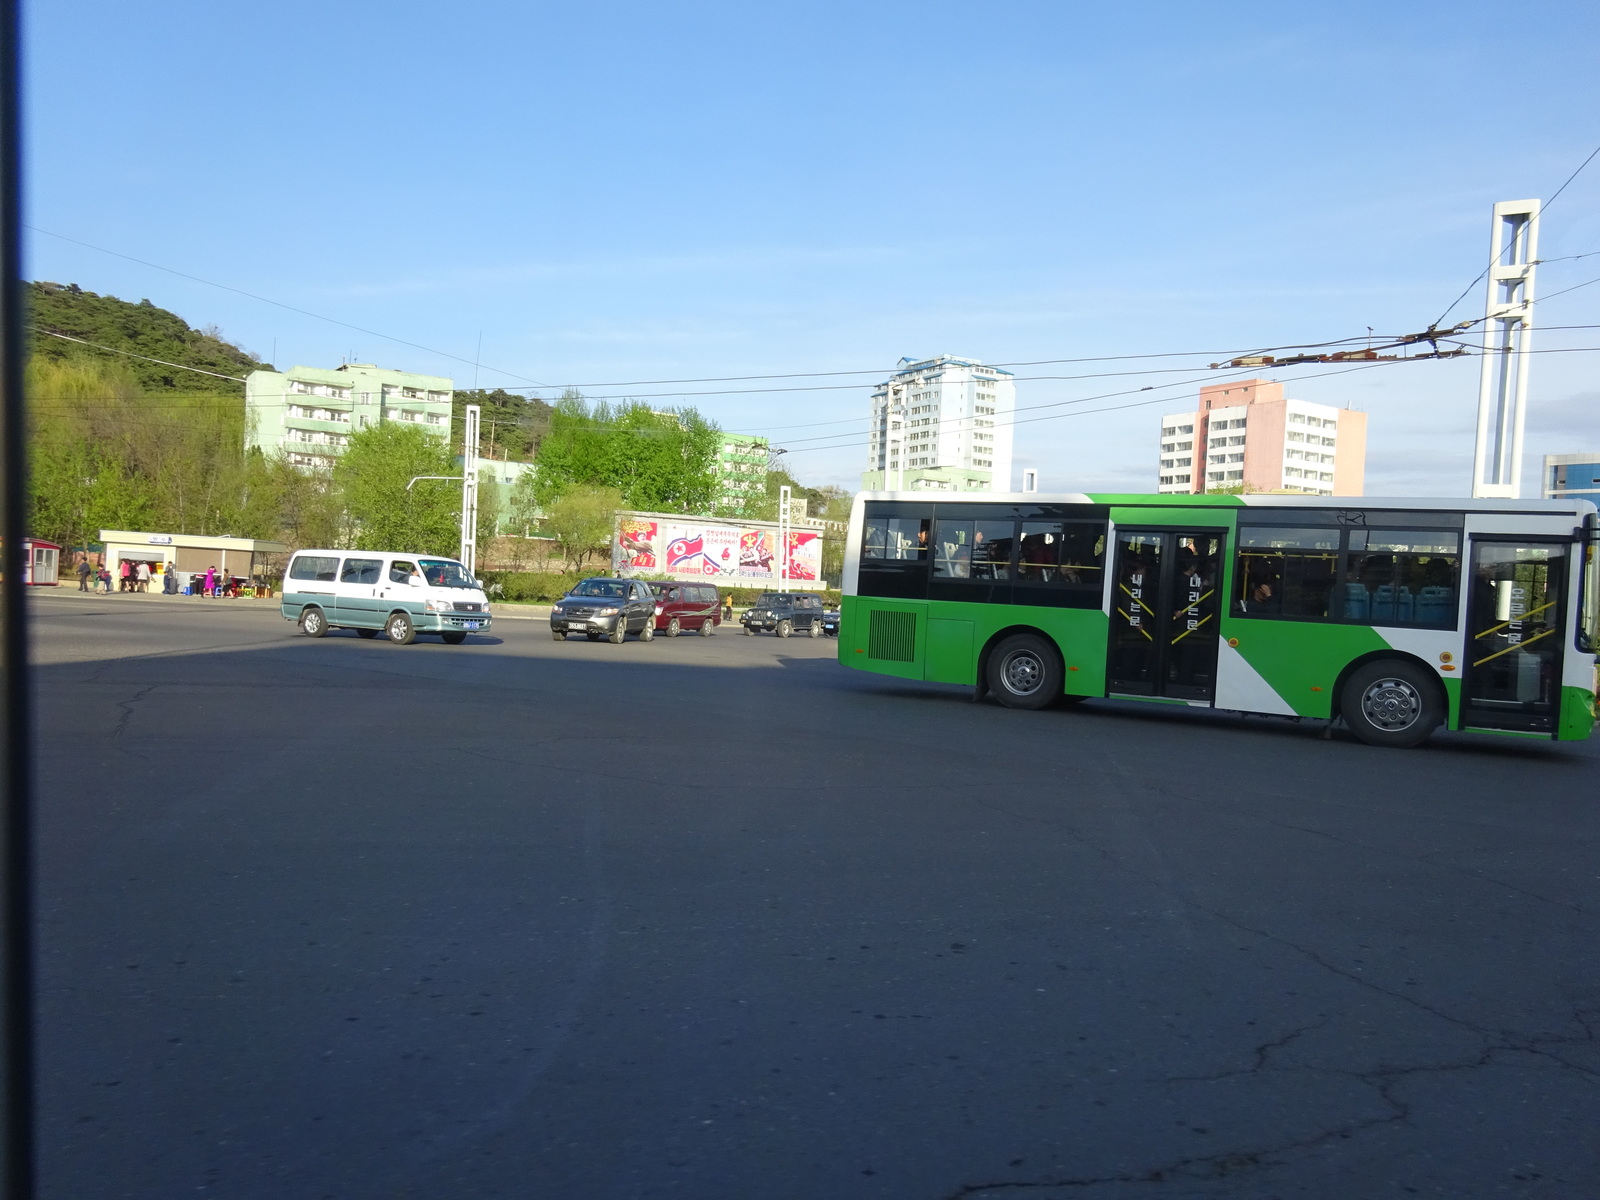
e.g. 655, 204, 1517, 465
740, 592, 824, 638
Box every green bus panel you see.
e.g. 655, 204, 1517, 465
1224, 618, 1389, 718
840, 596, 925, 680
843, 595, 1110, 693
1560, 686, 1597, 741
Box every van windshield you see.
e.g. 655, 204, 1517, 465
418, 559, 476, 588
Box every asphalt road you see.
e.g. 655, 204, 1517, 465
26, 591, 1600, 1199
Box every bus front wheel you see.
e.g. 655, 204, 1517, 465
1340, 660, 1442, 749
987, 634, 1063, 711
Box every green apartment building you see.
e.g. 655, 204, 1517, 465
245, 363, 454, 468
716, 433, 769, 515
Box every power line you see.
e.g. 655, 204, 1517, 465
779, 358, 1430, 457
33, 328, 248, 382
25, 226, 548, 388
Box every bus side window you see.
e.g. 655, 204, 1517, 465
884, 518, 929, 561
933, 520, 973, 578
863, 518, 888, 559
1235, 527, 1337, 618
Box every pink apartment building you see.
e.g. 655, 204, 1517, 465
1157, 379, 1367, 496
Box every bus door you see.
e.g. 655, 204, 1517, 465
1107, 529, 1225, 702
1462, 540, 1567, 733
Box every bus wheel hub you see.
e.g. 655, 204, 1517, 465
1003, 652, 1042, 694
1363, 678, 1420, 730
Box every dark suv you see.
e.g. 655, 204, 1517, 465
740, 592, 825, 638
550, 578, 659, 643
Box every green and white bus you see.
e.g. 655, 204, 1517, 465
839, 492, 1600, 748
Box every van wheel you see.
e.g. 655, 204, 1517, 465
441, 631, 467, 645
300, 607, 328, 638
356, 627, 379, 639
987, 633, 1063, 711
808, 621, 821, 638
666, 617, 680, 637
609, 621, 626, 644
776, 619, 793, 639
385, 612, 416, 645
1341, 660, 1442, 748
639, 621, 654, 642
699, 617, 714, 637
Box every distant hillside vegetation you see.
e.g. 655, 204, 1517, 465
27, 281, 264, 393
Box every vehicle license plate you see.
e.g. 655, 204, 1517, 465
464, 620, 483, 630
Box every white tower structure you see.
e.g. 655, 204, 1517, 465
1471, 199, 1540, 499
460, 404, 480, 574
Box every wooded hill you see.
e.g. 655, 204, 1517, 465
27, 281, 264, 392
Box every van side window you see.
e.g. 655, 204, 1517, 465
341, 558, 383, 585
389, 560, 418, 583
290, 555, 338, 583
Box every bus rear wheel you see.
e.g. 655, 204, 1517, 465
987, 634, 1063, 711
1341, 660, 1442, 749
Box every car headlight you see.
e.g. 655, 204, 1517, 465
425, 599, 452, 613
596, 606, 620, 616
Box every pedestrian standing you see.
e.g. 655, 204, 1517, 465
137, 561, 151, 592
119, 558, 132, 592
204, 565, 216, 596
163, 565, 177, 595
76, 556, 91, 591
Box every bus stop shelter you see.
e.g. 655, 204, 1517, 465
99, 530, 289, 591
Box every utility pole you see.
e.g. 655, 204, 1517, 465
0, 1, 36, 1194
777, 484, 792, 584
1472, 199, 1540, 498
460, 404, 480, 574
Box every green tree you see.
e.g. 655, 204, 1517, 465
334, 422, 462, 555
452, 388, 551, 462
25, 355, 274, 547
475, 474, 502, 559
27, 281, 263, 391
533, 394, 720, 513
542, 485, 621, 571
747, 464, 834, 522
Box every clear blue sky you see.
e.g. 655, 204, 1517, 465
24, 0, 1600, 495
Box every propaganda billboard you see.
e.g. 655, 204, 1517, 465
612, 512, 824, 589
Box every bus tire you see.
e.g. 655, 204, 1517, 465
1341, 660, 1442, 749
300, 607, 328, 638
987, 633, 1063, 710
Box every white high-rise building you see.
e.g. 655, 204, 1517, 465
862, 355, 1015, 492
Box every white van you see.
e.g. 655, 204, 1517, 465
280, 549, 492, 644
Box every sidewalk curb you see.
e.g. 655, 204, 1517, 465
37, 587, 559, 621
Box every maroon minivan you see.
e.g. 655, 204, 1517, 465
648, 582, 722, 637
